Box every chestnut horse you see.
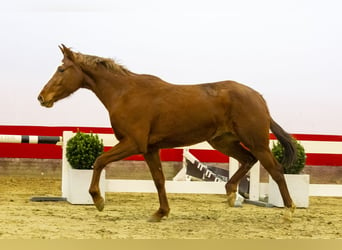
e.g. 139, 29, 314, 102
38, 45, 297, 222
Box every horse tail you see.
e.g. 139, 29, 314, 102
270, 118, 297, 168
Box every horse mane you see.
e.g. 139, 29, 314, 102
73, 52, 131, 76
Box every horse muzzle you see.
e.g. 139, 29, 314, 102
37, 95, 54, 108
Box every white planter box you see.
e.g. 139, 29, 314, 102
268, 174, 310, 208
66, 168, 106, 205
61, 131, 106, 205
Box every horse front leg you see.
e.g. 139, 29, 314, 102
144, 149, 170, 222
225, 160, 256, 206
252, 149, 296, 221
89, 140, 139, 211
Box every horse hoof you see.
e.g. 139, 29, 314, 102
147, 214, 162, 223
94, 198, 105, 212
147, 209, 169, 222
283, 203, 296, 222
282, 211, 293, 223
227, 193, 236, 207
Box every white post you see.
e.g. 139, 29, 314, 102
248, 162, 260, 201
172, 148, 189, 181
229, 157, 239, 179
61, 131, 73, 198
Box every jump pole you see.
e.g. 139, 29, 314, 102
0, 134, 62, 145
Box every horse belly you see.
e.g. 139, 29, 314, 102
148, 111, 229, 149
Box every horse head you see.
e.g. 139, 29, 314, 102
38, 44, 84, 108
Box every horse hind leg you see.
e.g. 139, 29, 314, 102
251, 148, 296, 221
144, 149, 170, 222
208, 135, 257, 207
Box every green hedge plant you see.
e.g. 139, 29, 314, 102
271, 138, 306, 174
66, 131, 104, 169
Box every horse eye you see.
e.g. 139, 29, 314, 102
57, 67, 65, 73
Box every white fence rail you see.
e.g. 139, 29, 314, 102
62, 131, 342, 204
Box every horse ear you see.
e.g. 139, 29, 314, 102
60, 44, 75, 62
58, 44, 64, 54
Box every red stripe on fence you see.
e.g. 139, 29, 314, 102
305, 153, 342, 166
270, 133, 342, 142
0, 143, 62, 159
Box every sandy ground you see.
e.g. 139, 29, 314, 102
0, 175, 341, 239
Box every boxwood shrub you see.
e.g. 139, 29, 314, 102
66, 131, 104, 169
271, 138, 306, 174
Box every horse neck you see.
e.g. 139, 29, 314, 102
82, 67, 133, 110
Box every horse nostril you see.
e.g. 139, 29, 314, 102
38, 95, 44, 103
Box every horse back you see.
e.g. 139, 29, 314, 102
136, 80, 269, 148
